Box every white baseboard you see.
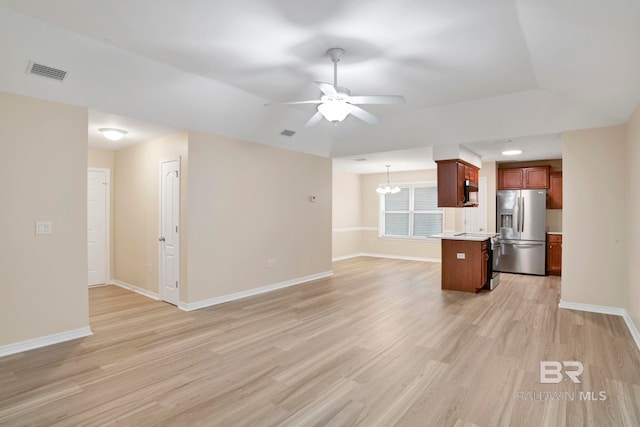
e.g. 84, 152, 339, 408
332, 253, 362, 262
558, 300, 625, 316
622, 311, 640, 352
180, 270, 333, 312
0, 327, 92, 358
360, 253, 442, 263
111, 280, 160, 301
559, 300, 640, 351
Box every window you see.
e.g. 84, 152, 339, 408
380, 184, 443, 238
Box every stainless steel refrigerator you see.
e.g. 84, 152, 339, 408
496, 189, 547, 275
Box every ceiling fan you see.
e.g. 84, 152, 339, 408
267, 47, 406, 127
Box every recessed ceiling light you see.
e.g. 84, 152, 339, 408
502, 149, 523, 156
99, 128, 128, 141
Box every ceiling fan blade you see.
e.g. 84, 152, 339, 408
349, 95, 406, 105
314, 81, 337, 96
304, 111, 324, 127
348, 105, 380, 125
265, 100, 322, 106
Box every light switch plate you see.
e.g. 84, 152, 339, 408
35, 221, 52, 235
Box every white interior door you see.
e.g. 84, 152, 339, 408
88, 168, 109, 286
464, 176, 488, 232
160, 158, 180, 306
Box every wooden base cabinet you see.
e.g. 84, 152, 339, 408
547, 234, 562, 275
441, 239, 489, 293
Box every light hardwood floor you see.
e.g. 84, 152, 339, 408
1, 257, 640, 426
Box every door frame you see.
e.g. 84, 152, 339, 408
88, 167, 111, 286
158, 156, 181, 304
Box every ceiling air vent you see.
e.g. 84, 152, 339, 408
26, 61, 68, 82
280, 129, 296, 137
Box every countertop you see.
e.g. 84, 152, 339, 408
431, 232, 499, 241
547, 231, 563, 235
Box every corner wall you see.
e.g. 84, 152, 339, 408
480, 161, 497, 233
0, 92, 89, 346
561, 125, 628, 308
186, 130, 332, 304
626, 105, 640, 331
88, 148, 115, 281
113, 132, 188, 300
332, 169, 362, 260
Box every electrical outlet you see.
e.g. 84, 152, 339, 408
148, 263, 153, 273
267, 258, 277, 268
456, 253, 466, 259
35, 221, 52, 235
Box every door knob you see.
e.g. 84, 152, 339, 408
159, 237, 165, 242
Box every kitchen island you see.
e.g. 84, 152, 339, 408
432, 232, 499, 293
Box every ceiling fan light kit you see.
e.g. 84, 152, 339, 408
267, 47, 405, 127
318, 101, 352, 123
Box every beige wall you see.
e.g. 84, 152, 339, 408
480, 161, 497, 233
562, 125, 628, 307
88, 148, 115, 170
0, 92, 89, 345
341, 165, 496, 261
626, 105, 640, 330
186, 130, 332, 303
332, 169, 362, 259
88, 148, 116, 279
113, 132, 189, 300
360, 169, 443, 260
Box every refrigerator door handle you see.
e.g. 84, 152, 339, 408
510, 242, 545, 247
513, 196, 520, 233
521, 197, 525, 233
516, 196, 522, 233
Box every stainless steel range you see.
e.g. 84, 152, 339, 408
488, 235, 501, 290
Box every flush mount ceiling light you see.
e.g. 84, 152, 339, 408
376, 165, 401, 194
99, 128, 128, 141
502, 149, 523, 156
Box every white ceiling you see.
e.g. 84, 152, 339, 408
0, 0, 638, 172
88, 110, 178, 150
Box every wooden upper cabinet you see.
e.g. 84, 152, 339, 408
498, 168, 524, 189
524, 166, 550, 189
498, 166, 550, 190
548, 171, 563, 209
436, 159, 479, 208
464, 165, 478, 183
